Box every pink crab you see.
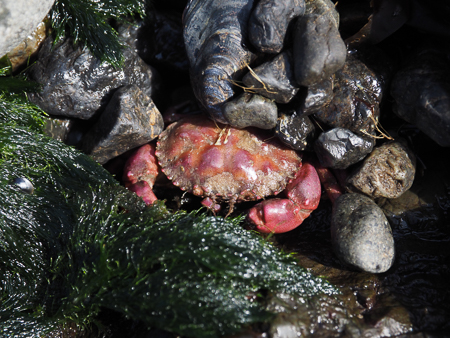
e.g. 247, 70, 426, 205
122, 116, 321, 234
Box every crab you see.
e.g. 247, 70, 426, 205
122, 116, 321, 234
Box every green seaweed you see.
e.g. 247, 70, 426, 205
50, 0, 146, 68
0, 95, 338, 337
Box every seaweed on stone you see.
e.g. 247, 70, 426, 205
50, 0, 147, 68
0, 95, 338, 337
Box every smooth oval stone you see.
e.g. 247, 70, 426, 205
331, 193, 395, 273
242, 50, 299, 104
276, 110, 316, 151
298, 76, 334, 115
314, 127, 375, 169
222, 93, 278, 129
293, 12, 347, 86
347, 141, 416, 199
248, 0, 305, 53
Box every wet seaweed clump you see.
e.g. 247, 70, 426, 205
0, 92, 337, 337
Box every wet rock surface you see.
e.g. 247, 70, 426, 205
242, 50, 299, 104
347, 141, 416, 199
82, 84, 164, 164
275, 110, 316, 151
331, 192, 395, 273
27, 25, 160, 120
391, 46, 450, 147
315, 127, 375, 169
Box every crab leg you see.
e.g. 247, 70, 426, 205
122, 143, 160, 205
247, 161, 321, 234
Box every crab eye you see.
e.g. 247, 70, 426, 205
11, 177, 34, 194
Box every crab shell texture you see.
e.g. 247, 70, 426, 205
155, 116, 302, 203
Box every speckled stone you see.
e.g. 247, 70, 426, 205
331, 193, 395, 273
347, 141, 416, 199
276, 110, 316, 151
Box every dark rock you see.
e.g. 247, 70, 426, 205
293, 0, 346, 87
27, 25, 160, 120
331, 193, 395, 273
347, 141, 416, 199
275, 110, 316, 151
313, 54, 384, 135
298, 76, 334, 115
138, 11, 189, 72
242, 50, 299, 104
248, 0, 305, 54
391, 47, 450, 147
222, 93, 278, 129
314, 127, 375, 169
82, 85, 164, 164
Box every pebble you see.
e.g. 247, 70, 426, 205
314, 127, 375, 169
82, 85, 164, 164
248, 0, 305, 54
331, 193, 395, 273
347, 141, 416, 199
275, 110, 316, 151
242, 50, 299, 104
27, 25, 160, 120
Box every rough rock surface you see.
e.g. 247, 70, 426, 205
0, 0, 53, 56
82, 84, 164, 164
347, 141, 416, 199
331, 193, 395, 273
27, 25, 160, 120
314, 127, 375, 169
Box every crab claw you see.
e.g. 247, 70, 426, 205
247, 161, 321, 233
122, 143, 160, 205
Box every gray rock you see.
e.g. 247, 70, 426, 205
347, 141, 416, 199
298, 76, 334, 115
331, 193, 395, 273
222, 93, 278, 129
276, 110, 316, 151
82, 85, 164, 164
242, 50, 299, 104
314, 127, 375, 169
27, 25, 160, 120
293, 4, 346, 86
0, 0, 53, 56
391, 47, 450, 147
248, 0, 304, 54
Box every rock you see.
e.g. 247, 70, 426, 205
27, 24, 160, 120
313, 54, 384, 135
6, 21, 47, 71
298, 76, 334, 115
314, 127, 375, 169
137, 11, 189, 72
347, 141, 416, 199
0, 0, 53, 56
275, 110, 316, 151
82, 85, 164, 164
331, 193, 395, 273
248, 0, 305, 54
222, 93, 278, 129
391, 46, 450, 147
242, 50, 299, 104
293, 0, 346, 86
